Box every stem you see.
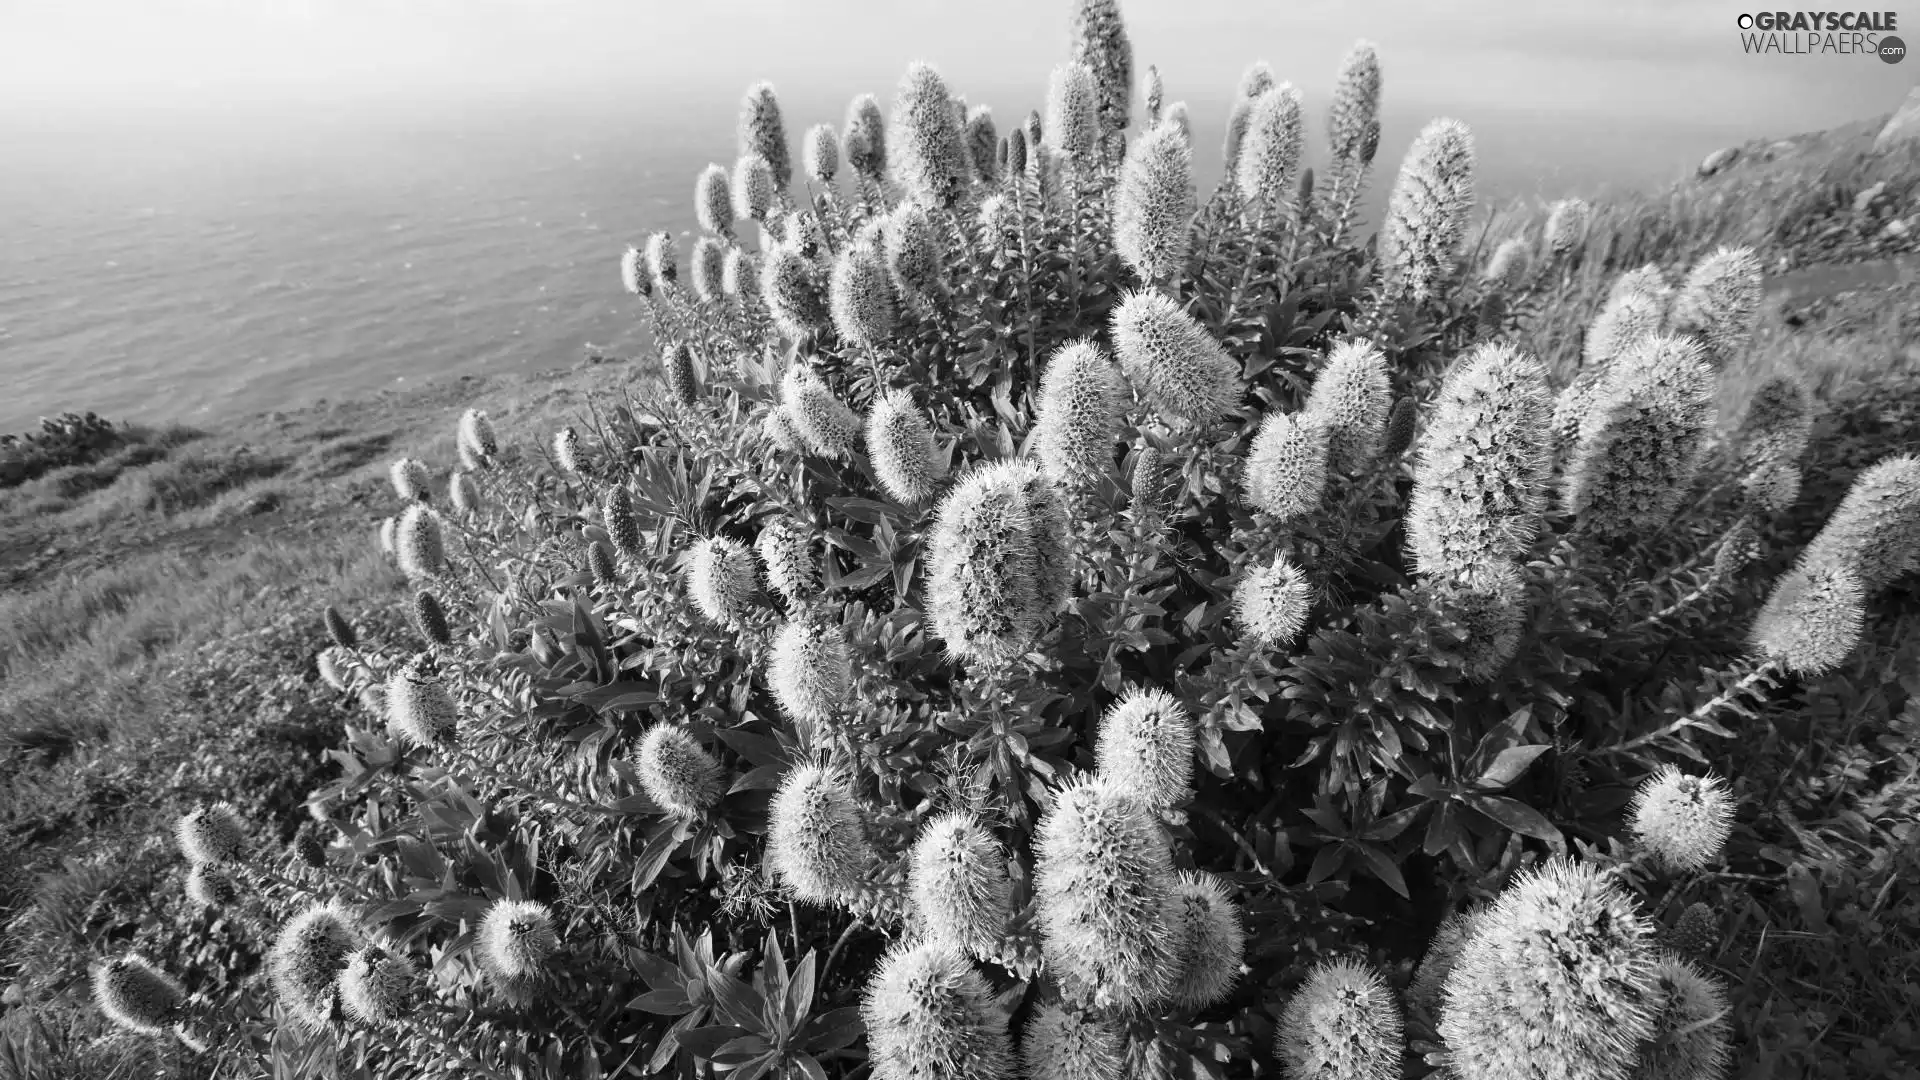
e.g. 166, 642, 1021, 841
1190, 803, 1282, 885
1600, 662, 1781, 755
819, 916, 867, 989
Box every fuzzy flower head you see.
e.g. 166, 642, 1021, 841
844, 93, 888, 184
762, 244, 829, 340
755, 517, 819, 601
478, 899, 558, 982
93, 954, 185, 1036
1542, 197, 1592, 260
690, 235, 727, 302
1481, 236, 1531, 294
723, 248, 760, 300
768, 615, 852, 732
1069, 0, 1134, 138
1381, 395, 1417, 459
1003, 126, 1029, 178
1405, 343, 1554, 580
1033, 777, 1179, 1011
184, 863, 238, 910
1670, 245, 1763, 371
695, 162, 734, 237
1581, 288, 1670, 398
1438, 858, 1659, 1080
1095, 687, 1194, 813
176, 802, 246, 866
1165, 101, 1192, 142
1304, 338, 1392, 473
1793, 453, 1920, 592
1563, 335, 1716, 542
892, 62, 971, 210
324, 605, 357, 650
389, 457, 431, 503
910, 813, 1014, 960
586, 540, 619, 588
386, 655, 459, 748
1044, 63, 1099, 162
1750, 563, 1866, 677
269, 903, 360, 1029
737, 80, 791, 189
1608, 262, 1673, 309
1638, 953, 1732, 1080
1142, 64, 1163, 127
829, 243, 899, 347
687, 535, 759, 626
1113, 120, 1195, 285
1031, 339, 1125, 493
1022, 1003, 1124, 1080
1165, 871, 1246, 1010
768, 763, 879, 907
963, 106, 999, 185
1244, 411, 1330, 521
1221, 98, 1253, 176
780, 365, 862, 459
393, 503, 446, 579
1628, 766, 1735, 873
1111, 289, 1241, 428
635, 724, 725, 819
620, 244, 649, 297
1277, 958, 1404, 1080
602, 485, 642, 558
457, 408, 498, 463
1237, 83, 1306, 227
924, 458, 1072, 667
866, 390, 943, 506
863, 942, 1014, 1080
1378, 118, 1476, 306
883, 203, 946, 301
448, 469, 480, 516
1234, 556, 1314, 649
1327, 40, 1382, 165
729, 153, 776, 224
666, 344, 698, 406
800, 122, 838, 185
339, 945, 418, 1028
645, 230, 678, 288
552, 426, 582, 474
1130, 445, 1171, 522
1408, 910, 1481, 1019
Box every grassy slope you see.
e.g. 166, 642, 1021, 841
3, 119, 1919, 1075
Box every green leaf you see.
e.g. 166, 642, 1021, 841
1473, 745, 1552, 790
1463, 794, 1562, 843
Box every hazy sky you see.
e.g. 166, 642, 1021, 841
2, 1, 1912, 140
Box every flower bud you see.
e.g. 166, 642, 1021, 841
1638, 953, 1732, 1080
964, 106, 999, 185
1750, 563, 1866, 677
690, 236, 726, 302
1481, 236, 1531, 292
645, 230, 678, 287
803, 122, 839, 184
323, 605, 356, 650
184, 864, 238, 911
892, 62, 971, 209
318, 646, 350, 692
1543, 198, 1591, 260
1022, 1003, 1124, 1080
756, 517, 819, 601
883, 204, 946, 302
1236, 83, 1306, 227
587, 539, 619, 587
910, 812, 1014, 961
620, 244, 650, 297
603, 486, 643, 559
734, 153, 777, 223
410, 589, 452, 647
1244, 411, 1329, 521
723, 247, 761, 301
763, 243, 832, 340
1378, 118, 1475, 306
552, 426, 582, 474
1670, 245, 1763, 371
867, 389, 944, 505
448, 469, 480, 516
1069, 0, 1134, 138
829, 243, 899, 347
1327, 41, 1382, 166
1045, 63, 1099, 162
1165, 871, 1246, 1010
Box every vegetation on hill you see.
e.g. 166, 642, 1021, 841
4, 6, 1920, 1079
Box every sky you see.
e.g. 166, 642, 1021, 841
2, 0, 1911, 133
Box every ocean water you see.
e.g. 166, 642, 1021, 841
0, 91, 1764, 435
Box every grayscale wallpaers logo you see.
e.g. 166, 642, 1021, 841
1736, 10, 1906, 60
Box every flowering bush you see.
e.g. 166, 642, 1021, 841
79, 2, 1920, 1077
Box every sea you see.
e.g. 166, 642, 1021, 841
0, 89, 1796, 435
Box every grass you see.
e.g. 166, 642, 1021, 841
2, 118, 1918, 1077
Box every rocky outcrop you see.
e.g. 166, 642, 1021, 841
1873, 86, 1920, 152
